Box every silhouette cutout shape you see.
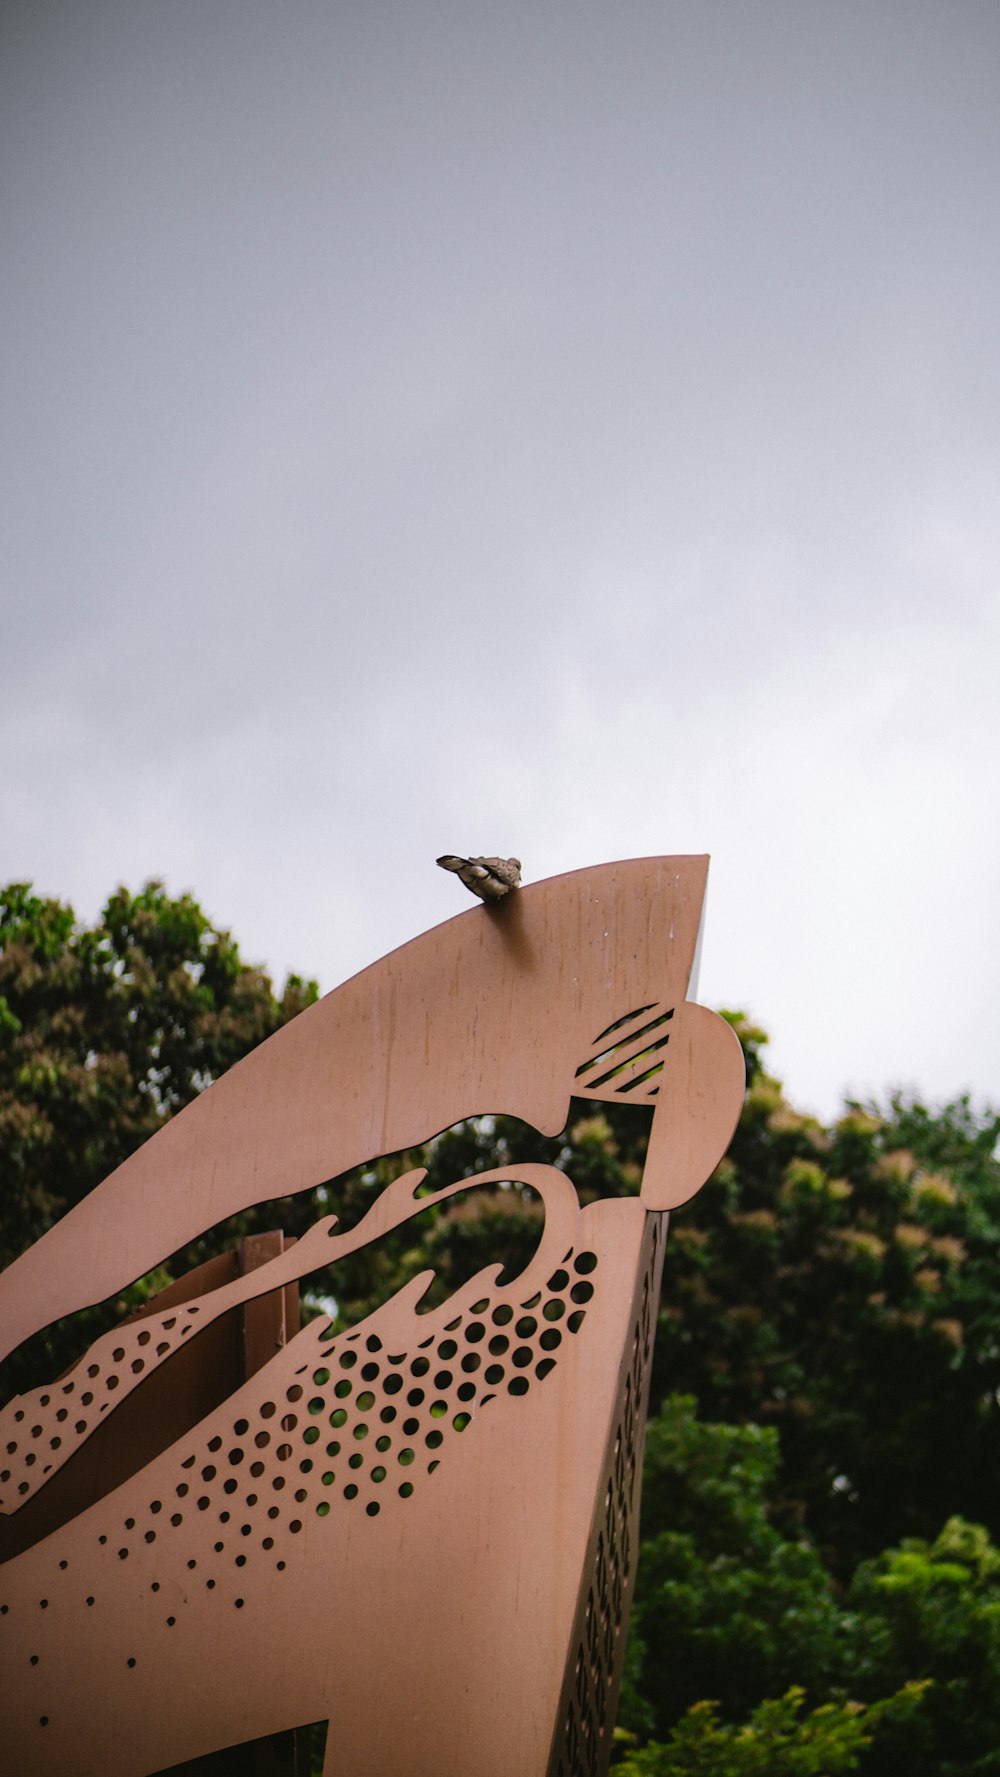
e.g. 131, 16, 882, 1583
0, 857, 744, 1777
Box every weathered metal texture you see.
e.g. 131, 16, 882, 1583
0, 858, 745, 1776
548, 1211, 667, 1777
0, 1241, 300, 1554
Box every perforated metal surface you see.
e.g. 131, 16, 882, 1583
550, 1215, 665, 1777
0, 860, 745, 1776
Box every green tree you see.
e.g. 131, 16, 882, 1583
620, 1396, 1000, 1776
847, 1517, 1000, 1777
655, 1015, 1000, 1574
621, 1397, 847, 1738
0, 881, 316, 1394
614, 1683, 928, 1777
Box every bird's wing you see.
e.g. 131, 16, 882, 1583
475, 857, 520, 882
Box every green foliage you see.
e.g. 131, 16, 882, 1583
624, 1399, 846, 1735
614, 1683, 929, 1777
0, 881, 317, 1393
620, 1393, 1000, 1776
656, 1013, 1000, 1573
622, 1396, 1000, 1776
846, 1518, 1000, 1777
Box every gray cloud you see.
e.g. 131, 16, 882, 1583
2, 0, 998, 1118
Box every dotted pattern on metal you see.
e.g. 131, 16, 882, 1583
0, 860, 746, 1776
0, 858, 712, 1363
0, 1244, 598, 1694
550, 1214, 666, 1777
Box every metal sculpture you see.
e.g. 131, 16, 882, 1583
0, 857, 745, 1776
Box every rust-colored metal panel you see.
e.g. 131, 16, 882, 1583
0, 1242, 300, 1557
0, 858, 726, 1359
547, 1212, 667, 1776
0, 859, 745, 1776
0, 1254, 242, 1563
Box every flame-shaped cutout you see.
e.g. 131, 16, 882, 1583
0, 1163, 578, 1516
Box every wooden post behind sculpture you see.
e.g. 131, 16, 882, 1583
0, 858, 745, 1776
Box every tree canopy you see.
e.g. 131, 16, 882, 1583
656, 1015, 1000, 1575
3, 881, 999, 1773
0, 880, 316, 1391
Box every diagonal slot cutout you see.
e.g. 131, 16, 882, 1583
617, 1061, 665, 1093
577, 1020, 673, 1087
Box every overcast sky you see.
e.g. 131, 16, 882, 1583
2, 1, 998, 1122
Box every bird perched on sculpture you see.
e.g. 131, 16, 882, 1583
437, 854, 522, 901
